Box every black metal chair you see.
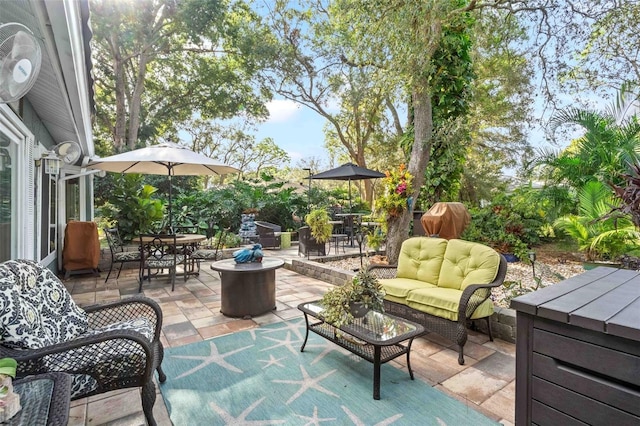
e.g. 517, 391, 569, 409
0, 259, 166, 426
103, 227, 140, 283
139, 233, 184, 291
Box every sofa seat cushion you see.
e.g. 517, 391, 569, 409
397, 237, 448, 283
406, 287, 494, 321
438, 239, 500, 290
380, 278, 436, 299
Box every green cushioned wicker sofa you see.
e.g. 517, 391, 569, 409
369, 237, 507, 365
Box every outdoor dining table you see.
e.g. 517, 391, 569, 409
139, 233, 207, 280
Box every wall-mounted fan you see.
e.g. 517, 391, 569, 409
0, 23, 42, 103
54, 141, 82, 165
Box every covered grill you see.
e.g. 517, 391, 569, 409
420, 202, 471, 239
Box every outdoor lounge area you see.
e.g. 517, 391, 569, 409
61, 245, 516, 425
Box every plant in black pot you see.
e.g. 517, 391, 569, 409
319, 268, 386, 328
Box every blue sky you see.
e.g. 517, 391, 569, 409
257, 99, 331, 167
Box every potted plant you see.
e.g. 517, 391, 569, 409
0, 358, 19, 422
366, 228, 385, 252
305, 209, 332, 244
319, 268, 386, 328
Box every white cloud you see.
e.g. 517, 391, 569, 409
266, 99, 301, 123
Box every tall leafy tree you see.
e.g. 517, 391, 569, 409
259, 0, 403, 205
535, 87, 640, 191
91, 0, 271, 152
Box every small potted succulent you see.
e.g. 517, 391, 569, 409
319, 268, 386, 328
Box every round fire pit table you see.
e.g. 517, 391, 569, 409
210, 258, 284, 318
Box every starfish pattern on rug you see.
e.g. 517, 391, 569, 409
273, 365, 339, 404
341, 405, 403, 425
171, 341, 254, 379
260, 331, 302, 355
258, 318, 306, 340
294, 406, 336, 425
209, 396, 285, 425
258, 354, 286, 369
305, 341, 354, 365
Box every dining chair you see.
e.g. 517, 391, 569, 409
139, 233, 184, 291
103, 227, 140, 283
173, 224, 201, 273
190, 227, 229, 271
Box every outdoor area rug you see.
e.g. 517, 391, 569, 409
159, 319, 497, 425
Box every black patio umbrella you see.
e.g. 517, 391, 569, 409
310, 162, 384, 210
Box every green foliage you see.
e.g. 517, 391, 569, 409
91, 0, 271, 151
535, 87, 640, 191
366, 227, 385, 251
173, 185, 246, 238
554, 181, 640, 261
305, 209, 333, 243
0, 358, 17, 378
420, 3, 475, 206
319, 269, 386, 328
97, 174, 164, 242
462, 189, 550, 260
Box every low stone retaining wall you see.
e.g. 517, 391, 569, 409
287, 256, 517, 344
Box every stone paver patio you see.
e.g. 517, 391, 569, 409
63, 246, 515, 425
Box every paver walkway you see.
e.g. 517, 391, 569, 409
64, 246, 515, 425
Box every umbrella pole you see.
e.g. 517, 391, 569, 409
349, 180, 352, 212
168, 170, 173, 234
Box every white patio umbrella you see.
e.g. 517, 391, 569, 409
87, 142, 239, 231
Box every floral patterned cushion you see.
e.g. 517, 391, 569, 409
192, 249, 221, 260
114, 251, 140, 262
0, 259, 88, 349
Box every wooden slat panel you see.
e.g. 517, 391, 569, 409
532, 353, 640, 416
510, 267, 615, 315
533, 329, 640, 386
538, 269, 636, 325
533, 378, 640, 425
571, 277, 640, 334
534, 317, 640, 356
607, 297, 640, 341
531, 400, 587, 426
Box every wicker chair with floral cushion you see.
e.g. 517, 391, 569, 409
0, 259, 166, 426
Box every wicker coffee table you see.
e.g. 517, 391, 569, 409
298, 301, 425, 400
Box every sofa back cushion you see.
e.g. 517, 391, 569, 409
438, 239, 500, 290
397, 237, 448, 284
0, 259, 88, 349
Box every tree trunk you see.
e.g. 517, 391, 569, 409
385, 87, 433, 264
127, 51, 149, 150
112, 33, 126, 153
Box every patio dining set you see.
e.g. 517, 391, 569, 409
103, 227, 223, 291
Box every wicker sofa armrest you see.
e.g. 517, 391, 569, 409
1, 329, 155, 379
366, 264, 398, 279
458, 255, 507, 321
83, 296, 163, 339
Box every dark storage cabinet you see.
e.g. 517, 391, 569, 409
511, 267, 640, 425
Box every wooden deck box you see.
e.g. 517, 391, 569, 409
511, 267, 640, 425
